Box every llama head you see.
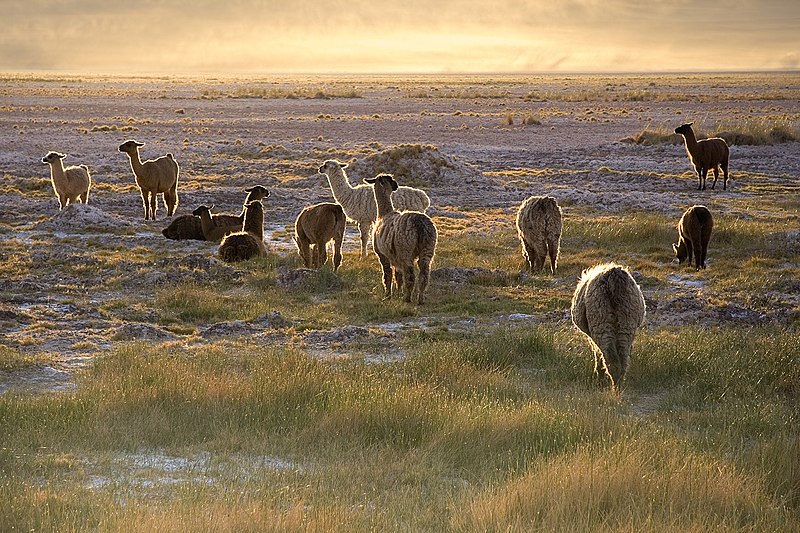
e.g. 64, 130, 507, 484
118, 139, 145, 153
674, 122, 694, 135
244, 185, 270, 200
192, 204, 214, 217
672, 242, 688, 264
364, 173, 398, 192
318, 159, 347, 175
41, 151, 66, 164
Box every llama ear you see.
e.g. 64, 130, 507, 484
57, 152, 67, 159
339, 162, 347, 169
364, 177, 377, 184
134, 141, 145, 147
687, 122, 693, 126
390, 179, 398, 191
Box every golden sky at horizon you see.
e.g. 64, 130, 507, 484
3, 0, 799, 74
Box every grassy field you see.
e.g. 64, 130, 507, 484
1, 205, 798, 531
1, 71, 798, 530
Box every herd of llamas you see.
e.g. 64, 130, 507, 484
40, 122, 729, 392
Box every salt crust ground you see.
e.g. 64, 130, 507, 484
1, 75, 798, 397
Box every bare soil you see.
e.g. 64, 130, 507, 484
1, 73, 798, 392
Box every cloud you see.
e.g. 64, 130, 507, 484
3, 0, 800, 73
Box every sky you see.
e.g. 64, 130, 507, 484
2, 0, 799, 74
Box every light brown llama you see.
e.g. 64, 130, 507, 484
41, 152, 91, 209
118, 140, 179, 220
516, 195, 563, 273
294, 202, 346, 271
365, 174, 437, 305
571, 263, 646, 392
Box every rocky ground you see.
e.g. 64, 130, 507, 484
1, 73, 798, 393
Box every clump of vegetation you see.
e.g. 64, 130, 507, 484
714, 116, 798, 145
626, 117, 799, 146
202, 86, 363, 99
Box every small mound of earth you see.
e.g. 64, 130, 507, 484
347, 144, 484, 187
37, 203, 134, 231
301, 325, 371, 345
276, 267, 340, 290
432, 266, 503, 284
200, 311, 294, 338
113, 323, 178, 341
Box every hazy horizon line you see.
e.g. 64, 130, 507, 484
2, 67, 799, 79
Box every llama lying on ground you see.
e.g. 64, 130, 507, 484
118, 140, 179, 220
673, 205, 714, 270
192, 205, 238, 242
213, 185, 271, 227
318, 160, 431, 257
163, 186, 270, 241
674, 122, 730, 190
162, 215, 204, 240
571, 263, 646, 392
219, 201, 267, 263
41, 152, 91, 209
294, 202, 346, 271
366, 174, 437, 305
516, 195, 563, 273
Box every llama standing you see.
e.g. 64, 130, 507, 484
673, 205, 714, 270
41, 151, 91, 209
516, 196, 563, 273
366, 174, 437, 305
118, 140, 179, 220
571, 263, 646, 392
318, 160, 430, 257
674, 123, 730, 191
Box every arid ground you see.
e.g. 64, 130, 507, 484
1, 73, 798, 530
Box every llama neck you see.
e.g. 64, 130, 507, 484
325, 168, 355, 203
681, 128, 700, 154
373, 186, 395, 218
49, 159, 66, 181
243, 207, 264, 240
197, 210, 216, 235
126, 150, 145, 176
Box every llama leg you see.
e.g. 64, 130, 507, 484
533, 239, 548, 272
417, 256, 432, 305
377, 252, 392, 300
140, 190, 150, 219
164, 187, 178, 216
358, 222, 371, 258
547, 238, 559, 274
149, 193, 158, 220
722, 162, 729, 190
57, 194, 66, 210
300, 239, 312, 268
685, 241, 694, 268
711, 166, 719, 190
80, 191, 89, 204
693, 242, 705, 270
402, 264, 415, 303
523, 243, 536, 270
593, 349, 605, 387
332, 238, 343, 272
319, 241, 329, 267
394, 268, 403, 295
